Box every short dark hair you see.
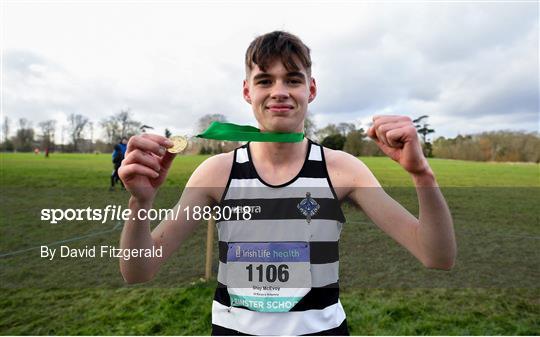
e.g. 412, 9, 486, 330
245, 31, 312, 78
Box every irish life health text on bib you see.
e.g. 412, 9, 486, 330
226, 242, 311, 312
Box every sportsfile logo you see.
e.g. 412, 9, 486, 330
40, 205, 183, 224
40, 205, 263, 224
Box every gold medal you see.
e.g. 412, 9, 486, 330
167, 135, 188, 153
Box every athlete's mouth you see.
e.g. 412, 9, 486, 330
266, 104, 294, 113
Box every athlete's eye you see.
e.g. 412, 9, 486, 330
256, 80, 271, 86
287, 79, 303, 85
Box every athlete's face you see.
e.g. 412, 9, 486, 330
243, 59, 316, 133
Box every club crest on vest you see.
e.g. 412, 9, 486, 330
297, 192, 320, 223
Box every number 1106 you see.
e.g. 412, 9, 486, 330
246, 264, 289, 282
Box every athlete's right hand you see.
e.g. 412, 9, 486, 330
118, 134, 175, 203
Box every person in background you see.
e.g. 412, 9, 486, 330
110, 137, 128, 191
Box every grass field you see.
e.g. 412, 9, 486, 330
1, 152, 539, 335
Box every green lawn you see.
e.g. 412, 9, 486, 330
1, 153, 539, 335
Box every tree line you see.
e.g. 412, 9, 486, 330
432, 131, 539, 163
1, 109, 142, 153
1, 111, 538, 163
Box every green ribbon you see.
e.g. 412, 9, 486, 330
196, 121, 304, 143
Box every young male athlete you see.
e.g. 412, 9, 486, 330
118, 31, 456, 335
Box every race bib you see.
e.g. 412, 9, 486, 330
226, 242, 312, 313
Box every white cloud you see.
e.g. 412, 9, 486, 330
2, 1, 538, 143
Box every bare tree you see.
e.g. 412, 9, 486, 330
1, 116, 13, 151
101, 109, 141, 145
336, 122, 356, 136
116, 108, 141, 137
18, 118, 31, 130
13, 118, 35, 151
197, 113, 227, 133
314, 124, 339, 142
38, 119, 56, 150
433, 131, 540, 163
197, 114, 228, 154
68, 113, 89, 152
2, 116, 9, 143
100, 116, 120, 145
88, 121, 94, 152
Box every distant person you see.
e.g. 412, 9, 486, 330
110, 137, 127, 191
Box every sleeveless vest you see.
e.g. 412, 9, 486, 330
211, 139, 348, 336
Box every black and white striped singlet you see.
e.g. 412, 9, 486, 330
211, 139, 349, 336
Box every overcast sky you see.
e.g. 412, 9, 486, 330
2, 1, 538, 143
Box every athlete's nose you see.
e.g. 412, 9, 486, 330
270, 81, 290, 100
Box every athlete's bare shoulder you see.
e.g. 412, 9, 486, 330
185, 150, 235, 203
322, 146, 381, 200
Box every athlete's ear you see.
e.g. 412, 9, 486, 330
243, 79, 252, 104
308, 77, 317, 103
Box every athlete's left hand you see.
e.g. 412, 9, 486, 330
367, 115, 431, 175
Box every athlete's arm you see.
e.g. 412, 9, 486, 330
325, 116, 456, 270
118, 135, 232, 283
143, 152, 232, 275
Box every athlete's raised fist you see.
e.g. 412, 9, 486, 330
367, 115, 431, 175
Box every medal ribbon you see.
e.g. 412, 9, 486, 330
196, 121, 304, 143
